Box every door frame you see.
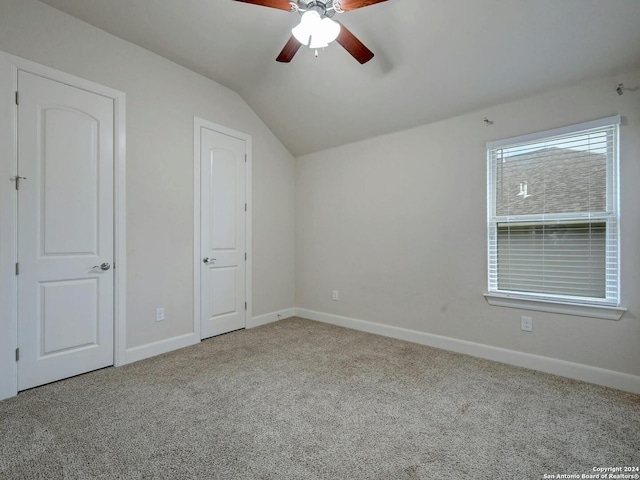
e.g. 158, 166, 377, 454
193, 117, 252, 339
0, 51, 127, 401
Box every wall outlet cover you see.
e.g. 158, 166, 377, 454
521, 316, 533, 332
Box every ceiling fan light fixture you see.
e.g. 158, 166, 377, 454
292, 11, 341, 48
309, 36, 329, 49
320, 17, 341, 43
292, 10, 321, 45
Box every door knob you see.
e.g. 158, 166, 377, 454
93, 262, 111, 271
203, 257, 216, 264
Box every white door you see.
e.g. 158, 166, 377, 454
200, 127, 247, 339
17, 70, 114, 391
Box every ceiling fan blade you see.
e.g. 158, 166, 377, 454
336, 23, 374, 64
336, 0, 388, 12
276, 36, 302, 62
232, 0, 294, 11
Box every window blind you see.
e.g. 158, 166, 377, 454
487, 117, 620, 306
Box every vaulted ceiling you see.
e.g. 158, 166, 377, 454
38, 0, 640, 156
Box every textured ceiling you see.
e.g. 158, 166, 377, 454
38, 0, 640, 156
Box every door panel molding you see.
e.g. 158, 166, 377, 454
0, 50, 126, 401
193, 118, 252, 340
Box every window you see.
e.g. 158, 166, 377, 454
487, 116, 620, 310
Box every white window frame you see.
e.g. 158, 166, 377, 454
484, 116, 626, 320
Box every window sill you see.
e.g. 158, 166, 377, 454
483, 293, 626, 321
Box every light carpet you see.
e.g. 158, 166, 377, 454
1, 317, 638, 479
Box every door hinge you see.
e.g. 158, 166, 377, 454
244, 302, 247, 311
244, 154, 247, 163
15, 91, 19, 105
11, 176, 26, 190
15, 348, 19, 362
245, 203, 247, 212
15, 262, 19, 275
245, 252, 247, 261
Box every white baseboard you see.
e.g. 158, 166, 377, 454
295, 308, 640, 395
248, 308, 296, 329
125, 307, 297, 365
125, 332, 200, 364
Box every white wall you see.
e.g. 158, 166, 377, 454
296, 69, 640, 378
0, 0, 296, 350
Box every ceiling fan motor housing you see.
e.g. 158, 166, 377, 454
296, 0, 338, 18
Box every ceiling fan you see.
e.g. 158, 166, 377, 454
232, 0, 388, 64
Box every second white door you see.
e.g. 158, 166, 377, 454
200, 126, 247, 339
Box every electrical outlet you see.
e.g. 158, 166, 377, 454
156, 307, 165, 322
332, 290, 339, 301
521, 315, 533, 332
